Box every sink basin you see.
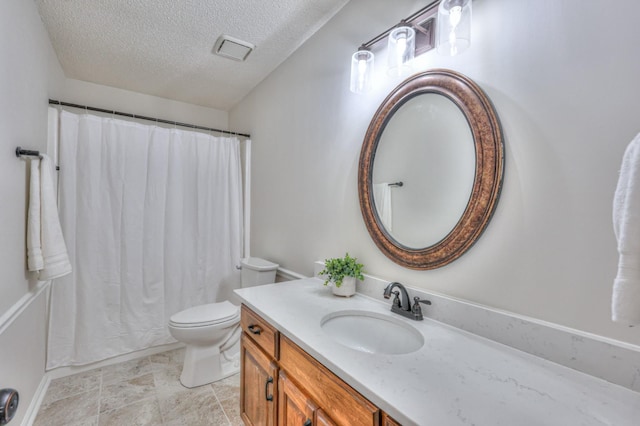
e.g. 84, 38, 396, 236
320, 310, 424, 355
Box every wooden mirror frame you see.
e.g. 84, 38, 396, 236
358, 69, 504, 270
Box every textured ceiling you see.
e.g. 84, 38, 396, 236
35, 0, 350, 111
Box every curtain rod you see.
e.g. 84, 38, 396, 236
48, 99, 251, 138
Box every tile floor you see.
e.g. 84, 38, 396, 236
34, 348, 243, 426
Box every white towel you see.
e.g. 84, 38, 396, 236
612, 132, 640, 325
373, 183, 393, 232
27, 154, 72, 281
27, 158, 43, 271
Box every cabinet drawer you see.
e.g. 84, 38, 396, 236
241, 305, 279, 359
279, 336, 379, 426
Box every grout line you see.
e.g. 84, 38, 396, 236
213, 383, 239, 426
153, 355, 168, 426
218, 399, 233, 426
209, 386, 232, 426
96, 365, 104, 423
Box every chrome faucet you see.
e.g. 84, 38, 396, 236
383, 282, 431, 321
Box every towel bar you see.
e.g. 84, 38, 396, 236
15, 147, 61, 170
15, 147, 41, 158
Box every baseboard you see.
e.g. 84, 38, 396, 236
46, 342, 185, 379
20, 375, 50, 426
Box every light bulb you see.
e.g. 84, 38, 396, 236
448, 5, 462, 56
397, 36, 407, 55
397, 35, 407, 67
449, 5, 462, 29
357, 58, 368, 91
387, 26, 415, 76
350, 49, 374, 93
437, 0, 471, 56
449, 34, 458, 56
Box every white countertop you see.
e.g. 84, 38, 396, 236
235, 278, 640, 426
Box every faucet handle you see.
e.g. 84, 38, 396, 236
411, 297, 432, 320
414, 296, 431, 306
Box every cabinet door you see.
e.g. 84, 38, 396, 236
278, 371, 317, 426
279, 336, 379, 426
241, 334, 278, 426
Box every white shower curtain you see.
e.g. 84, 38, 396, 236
47, 109, 244, 369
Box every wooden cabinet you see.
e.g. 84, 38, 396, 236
381, 412, 402, 426
241, 304, 279, 359
278, 371, 317, 426
241, 305, 400, 426
240, 334, 278, 426
241, 305, 280, 426
279, 335, 378, 426
279, 370, 339, 426
316, 409, 338, 426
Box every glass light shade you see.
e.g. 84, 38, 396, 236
350, 49, 375, 94
387, 26, 415, 77
437, 0, 472, 56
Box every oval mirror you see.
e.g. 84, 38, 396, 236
358, 69, 504, 270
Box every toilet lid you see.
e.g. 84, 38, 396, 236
169, 301, 239, 328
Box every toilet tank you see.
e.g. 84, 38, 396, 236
241, 257, 279, 287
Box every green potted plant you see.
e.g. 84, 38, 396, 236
318, 253, 365, 297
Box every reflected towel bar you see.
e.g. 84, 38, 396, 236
389, 182, 404, 187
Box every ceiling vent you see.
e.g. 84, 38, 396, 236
213, 35, 255, 61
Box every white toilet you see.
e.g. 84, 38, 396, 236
168, 257, 279, 388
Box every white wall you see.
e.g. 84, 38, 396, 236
230, 0, 640, 346
1, 3, 231, 423
0, 0, 65, 423
0, 0, 65, 315
61, 79, 228, 130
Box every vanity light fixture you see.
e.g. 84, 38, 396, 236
350, 46, 375, 94
436, 0, 472, 56
349, 1, 439, 93
387, 24, 416, 77
349, 1, 473, 94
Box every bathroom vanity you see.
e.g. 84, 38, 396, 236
236, 277, 640, 426
239, 304, 393, 425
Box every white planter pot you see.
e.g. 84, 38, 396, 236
331, 276, 356, 297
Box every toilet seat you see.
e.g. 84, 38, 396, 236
169, 301, 239, 328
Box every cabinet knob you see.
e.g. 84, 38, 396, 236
265, 376, 274, 401
248, 324, 262, 335
303, 420, 312, 426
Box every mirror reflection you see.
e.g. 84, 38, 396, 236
372, 93, 475, 248
358, 69, 504, 270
